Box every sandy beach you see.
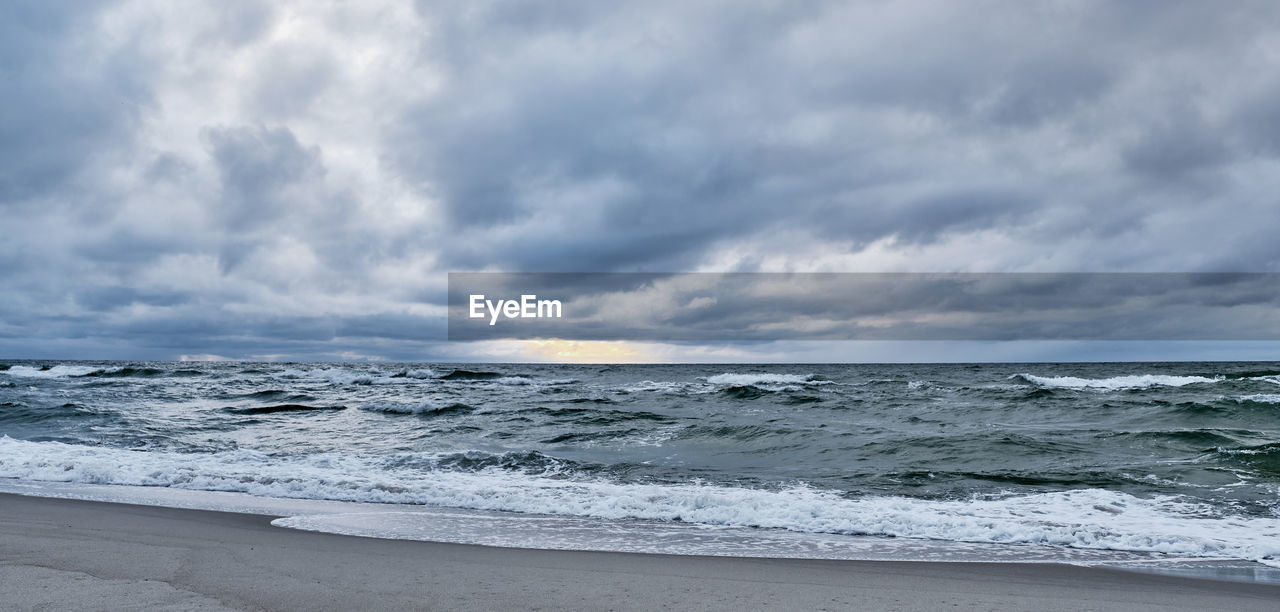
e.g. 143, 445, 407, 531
0, 493, 1275, 611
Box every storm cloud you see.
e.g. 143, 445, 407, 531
3, 1, 1280, 361
448, 273, 1280, 341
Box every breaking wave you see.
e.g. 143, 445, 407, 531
1014, 373, 1223, 390
0, 436, 1276, 565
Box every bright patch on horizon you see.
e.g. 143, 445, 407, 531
522, 340, 647, 363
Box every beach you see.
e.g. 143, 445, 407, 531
5, 362, 1280, 569
2, 493, 1277, 611
8, 0, 1280, 608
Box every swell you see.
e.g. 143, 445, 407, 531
0, 402, 103, 424
81, 367, 168, 378
719, 384, 828, 400
1094, 429, 1252, 448
502, 406, 676, 425
439, 369, 504, 381
222, 404, 347, 415
360, 402, 476, 416
1012, 373, 1222, 390
1212, 443, 1280, 474
224, 390, 319, 402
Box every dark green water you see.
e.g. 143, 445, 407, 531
2, 360, 1278, 566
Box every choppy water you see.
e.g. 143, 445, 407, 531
2, 360, 1279, 578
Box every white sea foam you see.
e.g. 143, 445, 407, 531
398, 369, 438, 379
1016, 373, 1222, 390
704, 373, 824, 386
1235, 394, 1280, 404
1, 365, 104, 378
1, 436, 1277, 565
276, 367, 378, 385
701, 373, 833, 392
1213, 445, 1278, 456
616, 381, 718, 394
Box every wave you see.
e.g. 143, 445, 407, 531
223, 404, 347, 415
0, 403, 100, 424
615, 381, 717, 394
704, 373, 828, 386
439, 369, 503, 381
429, 449, 573, 473
781, 395, 824, 405
1233, 394, 1280, 404
0, 365, 207, 379
436, 371, 577, 386
1097, 429, 1245, 448
390, 369, 438, 379
1228, 369, 1280, 379
229, 390, 318, 402
1, 365, 104, 378
1212, 443, 1280, 477
505, 406, 675, 427
487, 376, 578, 386
1013, 373, 1222, 390
540, 430, 640, 445
677, 424, 795, 442
703, 373, 834, 395
81, 367, 167, 378
1215, 442, 1280, 457
721, 385, 769, 400
276, 368, 378, 385
613, 373, 829, 396
268, 367, 572, 387
1250, 375, 1280, 386
1, 436, 1276, 565
359, 402, 476, 416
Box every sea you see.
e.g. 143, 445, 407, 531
2, 360, 1279, 583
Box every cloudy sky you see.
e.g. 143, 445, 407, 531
4, 1, 1280, 363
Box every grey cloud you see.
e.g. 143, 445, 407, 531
73, 286, 188, 313
1123, 119, 1231, 184
0, 1, 147, 204
6, 1, 1280, 361
200, 1, 275, 48
448, 273, 1280, 341
393, 1, 1280, 275
206, 125, 323, 231
248, 43, 334, 119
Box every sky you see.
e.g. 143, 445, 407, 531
3, 1, 1280, 363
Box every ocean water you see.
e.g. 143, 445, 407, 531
2, 360, 1279, 582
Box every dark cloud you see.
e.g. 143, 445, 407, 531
4, 1, 1280, 360
391, 1, 1280, 275
448, 273, 1280, 341
206, 125, 323, 231
74, 286, 189, 312
0, 1, 147, 204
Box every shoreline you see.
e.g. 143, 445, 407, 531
2, 493, 1278, 610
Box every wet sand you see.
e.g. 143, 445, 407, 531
1, 493, 1277, 611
